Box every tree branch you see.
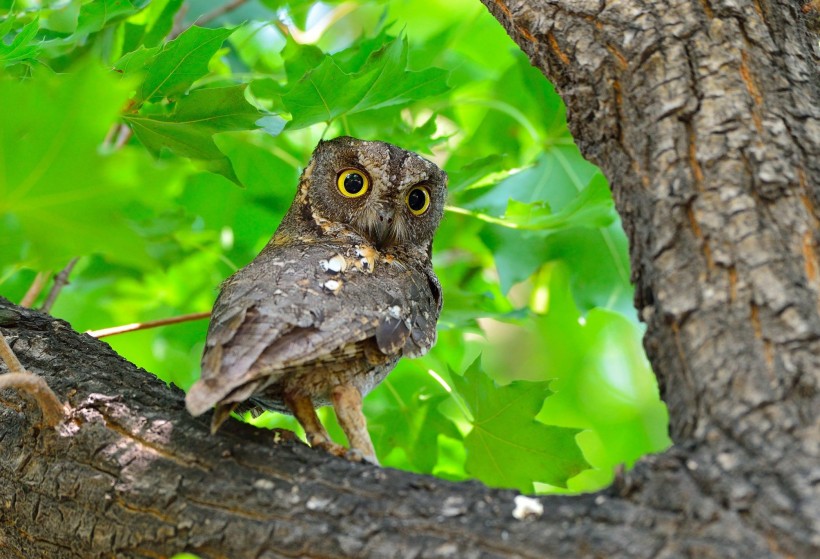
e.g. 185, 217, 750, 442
86, 311, 211, 339
19, 271, 49, 308
196, 0, 250, 27
40, 257, 79, 313
0, 297, 788, 558
479, 0, 819, 554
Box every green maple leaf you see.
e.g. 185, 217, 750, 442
135, 25, 234, 104
124, 85, 280, 184
0, 17, 41, 68
0, 63, 183, 269
451, 359, 589, 491
281, 34, 449, 129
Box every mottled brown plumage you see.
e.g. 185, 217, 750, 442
185, 137, 446, 464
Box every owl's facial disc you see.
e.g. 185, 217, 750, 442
303, 137, 446, 251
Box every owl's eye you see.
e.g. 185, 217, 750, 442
406, 186, 431, 216
337, 169, 369, 198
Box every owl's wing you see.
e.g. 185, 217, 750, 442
185, 242, 440, 418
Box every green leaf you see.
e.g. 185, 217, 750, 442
135, 25, 234, 104
143, 0, 185, 47
113, 45, 160, 74
282, 34, 449, 129
41, 0, 80, 34
450, 359, 589, 491
454, 148, 615, 231
501, 173, 614, 230
281, 36, 324, 84
0, 17, 41, 67
124, 85, 268, 183
0, 62, 183, 269
76, 0, 137, 35
367, 364, 461, 473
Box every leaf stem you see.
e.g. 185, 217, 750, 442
445, 205, 555, 231
86, 311, 212, 339
427, 368, 473, 422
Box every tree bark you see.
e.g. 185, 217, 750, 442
479, 0, 820, 554
1, 0, 818, 557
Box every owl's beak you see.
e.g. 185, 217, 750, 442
372, 210, 397, 249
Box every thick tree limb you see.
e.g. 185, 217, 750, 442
0, 297, 811, 558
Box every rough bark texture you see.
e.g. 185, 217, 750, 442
1, 0, 819, 557
479, 0, 820, 555
0, 300, 579, 559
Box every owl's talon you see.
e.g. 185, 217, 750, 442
312, 439, 347, 458
345, 448, 379, 466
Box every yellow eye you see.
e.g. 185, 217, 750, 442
337, 169, 369, 198
406, 186, 431, 216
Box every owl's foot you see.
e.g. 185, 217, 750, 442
284, 388, 379, 465
312, 438, 378, 465
311, 438, 348, 458
344, 447, 379, 466
330, 384, 379, 466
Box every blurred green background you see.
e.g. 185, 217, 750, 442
0, 0, 669, 495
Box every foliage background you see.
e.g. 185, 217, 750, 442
0, 0, 669, 496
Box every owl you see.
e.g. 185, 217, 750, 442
185, 136, 447, 464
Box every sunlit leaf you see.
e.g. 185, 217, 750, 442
367, 364, 461, 473
0, 62, 182, 269
281, 34, 449, 129
143, 0, 185, 47
0, 17, 41, 67
451, 359, 588, 491
76, 0, 137, 35
135, 25, 234, 103
124, 85, 269, 183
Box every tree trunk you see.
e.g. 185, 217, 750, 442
479, 0, 820, 553
2, 0, 818, 557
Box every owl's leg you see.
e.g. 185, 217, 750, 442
284, 392, 346, 457
330, 384, 378, 465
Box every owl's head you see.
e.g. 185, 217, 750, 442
301, 136, 447, 251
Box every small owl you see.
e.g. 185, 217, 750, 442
185, 136, 446, 464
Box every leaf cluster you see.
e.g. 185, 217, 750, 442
0, 0, 669, 495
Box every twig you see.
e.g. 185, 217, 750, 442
167, 3, 190, 40
0, 332, 65, 427
286, 2, 357, 43
0, 331, 24, 375
20, 271, 50, 307
41, 258, 79, 314
196, 0, 250, 27
103, 121, 120, 149
113, 124, 134, 150
86, 311, 212, 339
